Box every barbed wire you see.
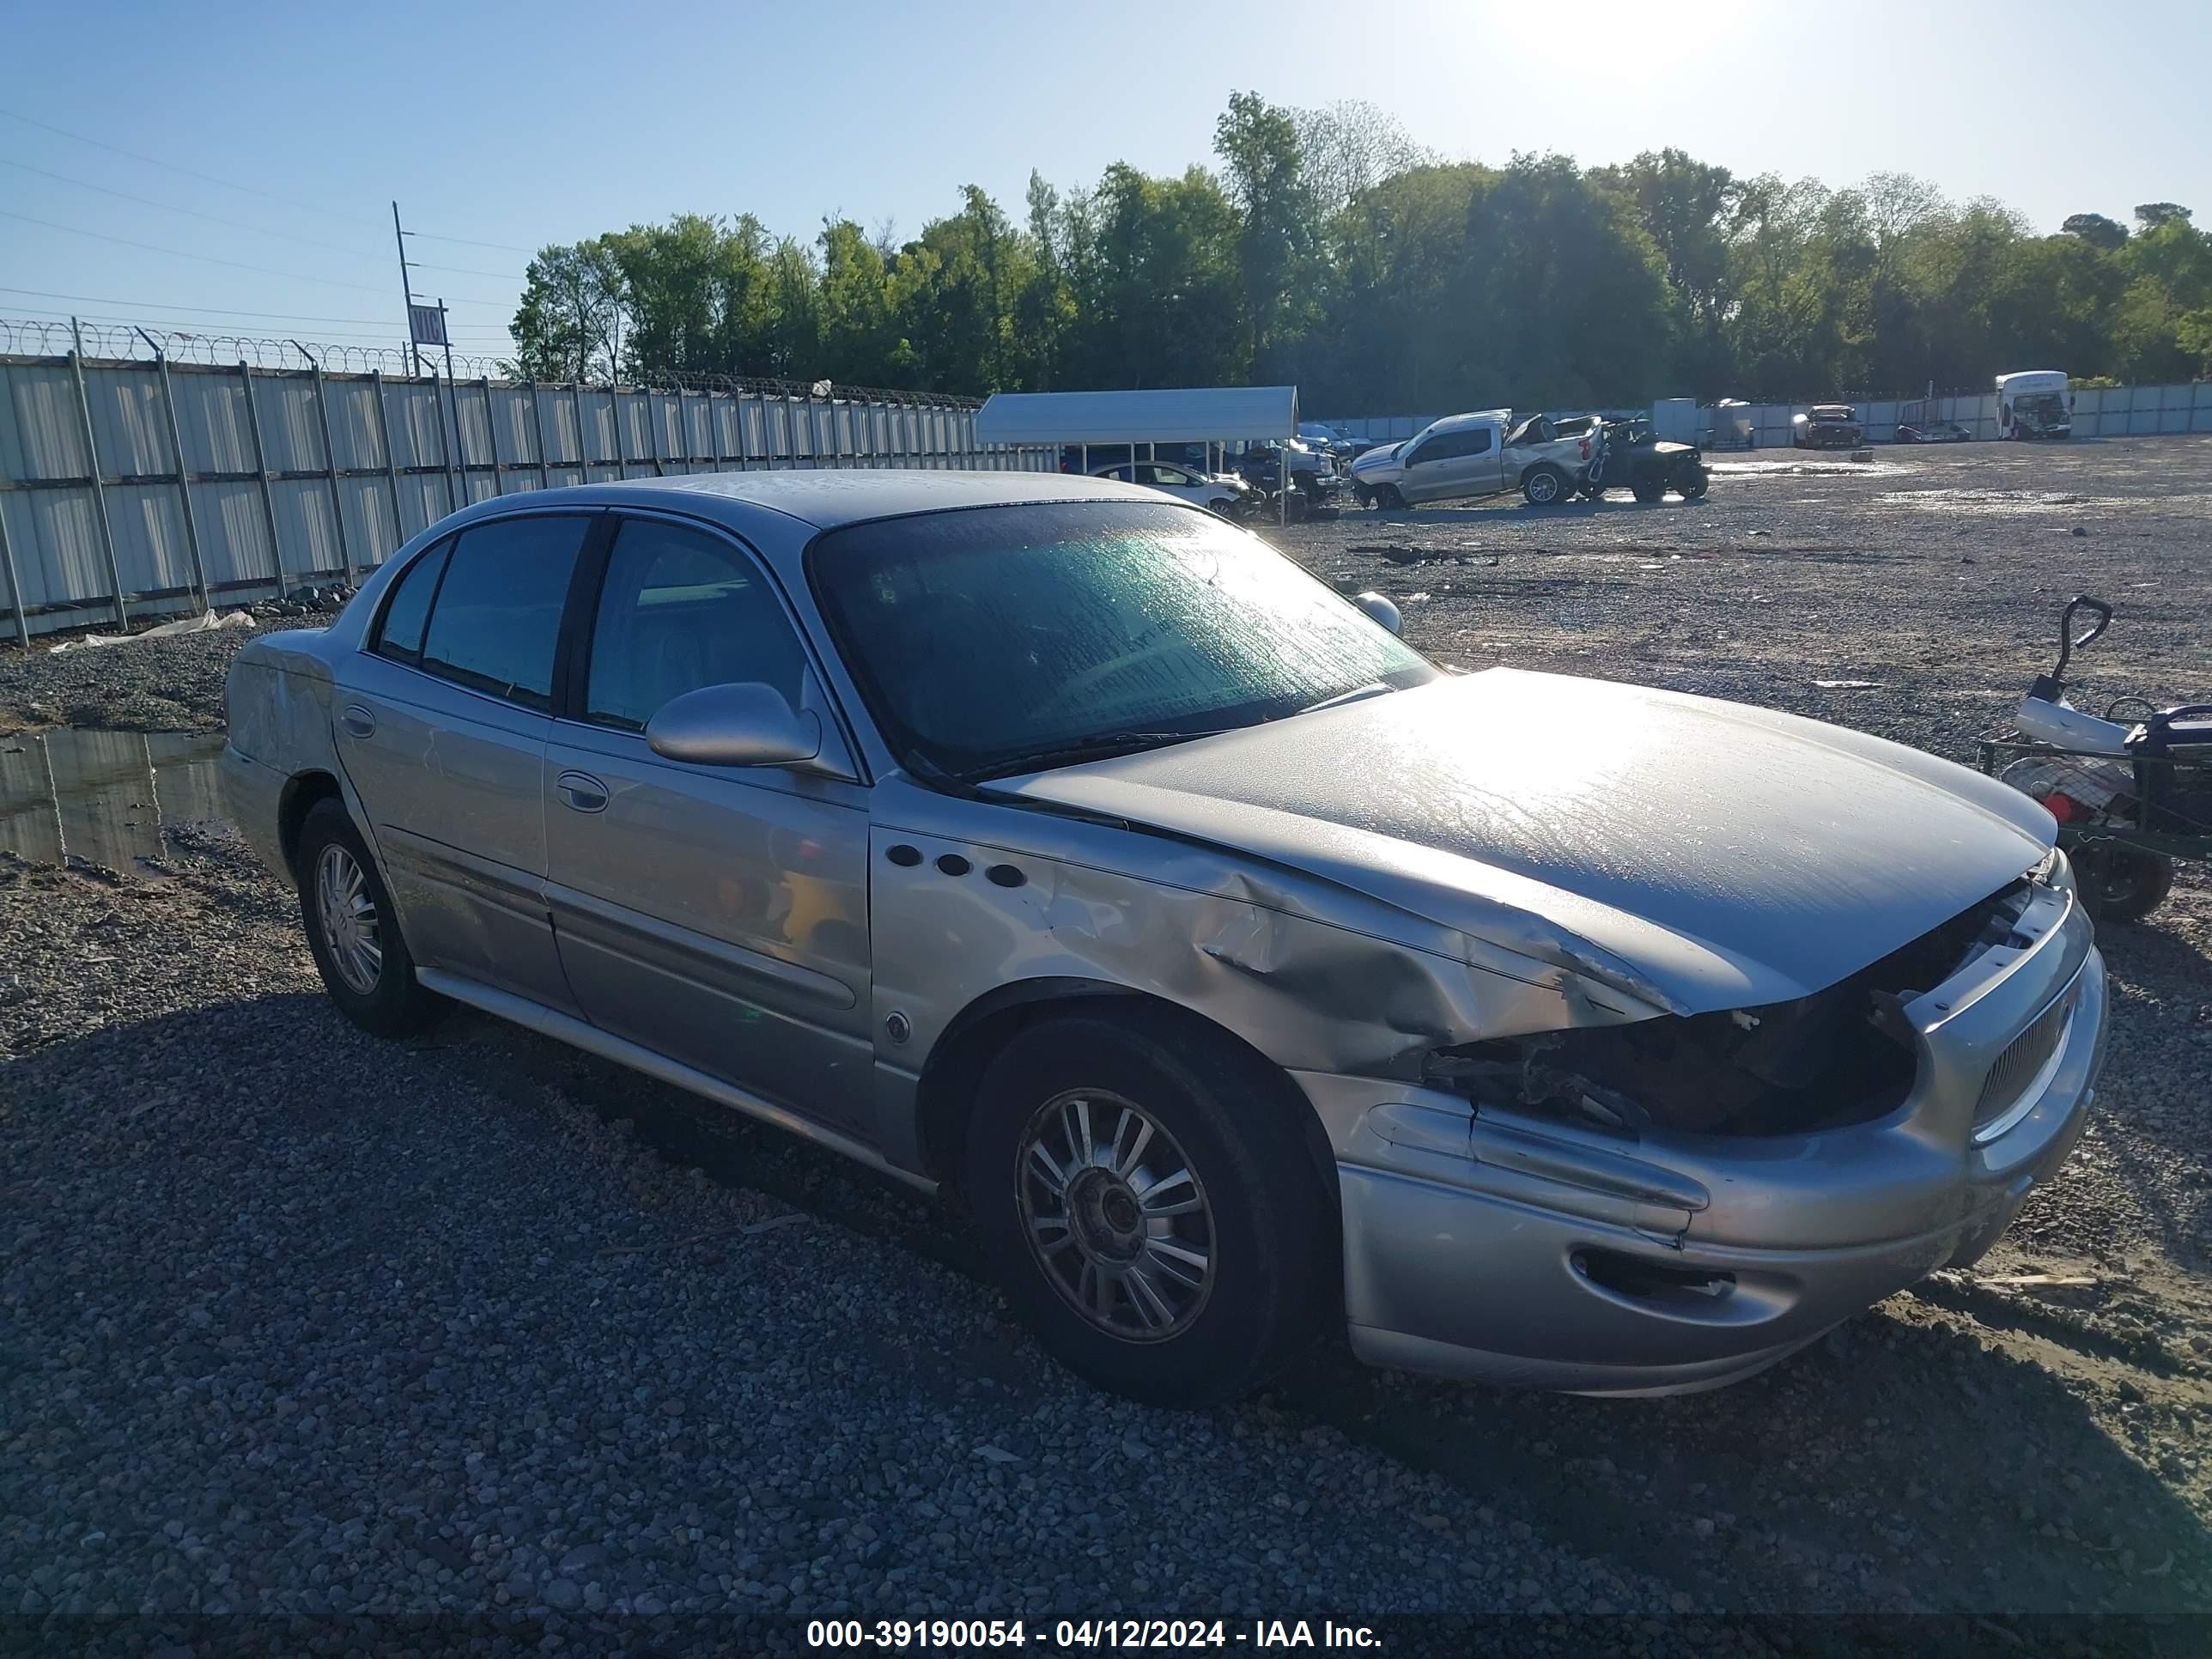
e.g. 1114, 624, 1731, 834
0, 316, 984, 407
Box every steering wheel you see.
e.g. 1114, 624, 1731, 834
1029, 639, 1188, 726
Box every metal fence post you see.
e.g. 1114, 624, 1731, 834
528, 380, 551, 490
370, 369, 405, 560
438, 372, 462, 511
237, 360, 288, 599
151, 353, 210, 616
610, 384, 629, 477
68, 330, 129, 627
708, 388, 726, 472
307, 362, 354, 582
569, 382, 588, 477
646, 389, 665, 477
480, 379, 505, 495
0, 496, 29, 647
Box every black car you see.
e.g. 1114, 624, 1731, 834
1792, 404, 1863, 449
1584, 419, 1709, 503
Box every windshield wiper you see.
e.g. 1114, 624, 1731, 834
1294, 682, 1394, 716
966, 729, 1223, 782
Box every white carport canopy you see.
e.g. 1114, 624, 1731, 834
975, 386, 1300, 523
974, 385, 1297, 446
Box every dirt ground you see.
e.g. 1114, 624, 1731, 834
3, 434, 2210, 1639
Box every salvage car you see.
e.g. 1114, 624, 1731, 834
224, 473, 2106, 1406
1349, 409, 1593, 508
1793, 404, 1864, 449
1091, 460, 1258, 518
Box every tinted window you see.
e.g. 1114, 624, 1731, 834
373, 538, 452, 666
811, 501, 1434, 781
1407, 429, 1492, 465
585, 520, 806, 731
417, 515, 589, 709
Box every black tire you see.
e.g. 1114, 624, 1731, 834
1353, 484, 1374, 509
1522, 465, 1571, 507
1680, 469, 1710, 501
1632, 478, 1665, 503
295, 798, 445, 1037
963, 1012, 1334, 1407
2076, 846, 2175, 923
1582, 483, 1607, 501
1376, 483, 1406, 511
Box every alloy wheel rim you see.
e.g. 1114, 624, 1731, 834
314, 843, 383, 995
1016, 1089, 1216, 1343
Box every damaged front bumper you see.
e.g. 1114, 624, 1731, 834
1305, 879, 2106, 1395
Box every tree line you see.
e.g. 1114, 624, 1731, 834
507, 93, 2212, 412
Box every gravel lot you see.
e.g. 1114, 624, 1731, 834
3, 437, 2209, 1653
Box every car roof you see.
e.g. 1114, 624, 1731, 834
433, 468, 1152, 536
1422, 408, 1511, 434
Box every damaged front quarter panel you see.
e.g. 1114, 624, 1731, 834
863, 775, 1672, 1169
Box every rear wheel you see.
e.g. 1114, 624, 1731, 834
1632, 477, 1665, 503
1522, 465, 1570, 507
296, 799, 444, 1037
963, 1012, 1333, 1407
1376, 483, 1406, 511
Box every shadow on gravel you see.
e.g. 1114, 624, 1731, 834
22, 994, 2208, 1620
385, 1007, 2212, 1618
2076, 915, 2212, 1274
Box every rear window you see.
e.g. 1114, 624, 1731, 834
373, 538, 452, 667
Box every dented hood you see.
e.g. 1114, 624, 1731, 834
1003, 669, 2053, 1015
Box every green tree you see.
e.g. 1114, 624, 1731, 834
2061, 212, 2129, 251
1214, 91, 1318, 374
507, 238, 623, 382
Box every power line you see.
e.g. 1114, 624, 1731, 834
0, 210, 516, 306
1, 107, 544, 270
0, 155, 391, 260
0, 106, 364, 224
0, 286, 516, 330
1, 158, 524, 281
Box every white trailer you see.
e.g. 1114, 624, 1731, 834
1996, 370, 2072, 440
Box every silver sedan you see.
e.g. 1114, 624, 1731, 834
222, 471, 2106, 1405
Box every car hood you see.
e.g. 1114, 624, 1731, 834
1000, 670, 2052, 1017
1350, 445, 1403, 477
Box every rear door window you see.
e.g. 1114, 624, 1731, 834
416, 515, 592, 709
372, 538, 453, 667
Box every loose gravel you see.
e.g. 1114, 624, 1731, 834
3, 437, 2210, 1654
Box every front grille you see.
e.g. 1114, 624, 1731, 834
1973, 991, 2075, 1127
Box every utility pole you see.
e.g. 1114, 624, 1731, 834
392, 201, 423, 376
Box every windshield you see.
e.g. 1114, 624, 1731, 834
810, 501, 1436, 781
2017, 392, 2066, 416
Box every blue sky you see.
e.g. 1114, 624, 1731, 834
3, 0, 2206, 362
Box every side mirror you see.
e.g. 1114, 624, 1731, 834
646, 682, 821, 768
1352, 591, 1402, 635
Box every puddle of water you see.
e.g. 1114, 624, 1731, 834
0, 728, 229, 872
1873, 489, 2124, 514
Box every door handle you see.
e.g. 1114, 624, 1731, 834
339, 704, 375, 739
556, 770, 609, 813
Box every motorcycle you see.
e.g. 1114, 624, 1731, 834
1980, 595, 2212, 921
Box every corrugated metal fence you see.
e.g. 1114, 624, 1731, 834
0, 352, 1054, 641
1318, 382, 2212, 449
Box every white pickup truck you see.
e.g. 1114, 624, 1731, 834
1349, 410, 1597, 509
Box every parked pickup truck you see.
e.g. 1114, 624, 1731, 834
1349, 410, 1594, 509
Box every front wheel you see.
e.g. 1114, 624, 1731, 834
296, 798, 445, 1037
1632, 478, 1665, 503
1375, 483, 1406, 511
963, 1013, 1333, 1407
1680, 470, 1710, 501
